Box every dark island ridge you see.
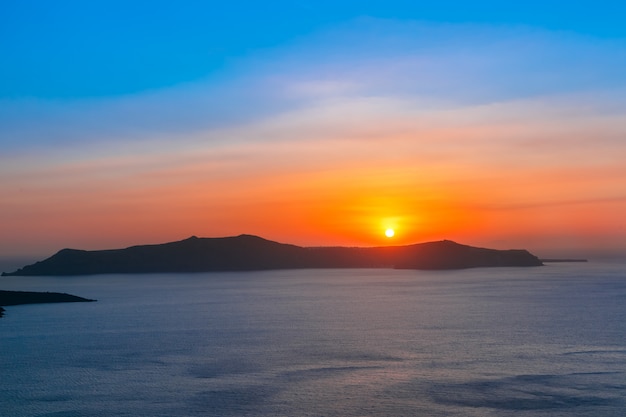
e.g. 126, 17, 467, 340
2, 235, 543, 277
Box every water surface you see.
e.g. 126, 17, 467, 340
1, 263, 625, 416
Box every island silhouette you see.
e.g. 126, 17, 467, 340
2, 235, 542, 276
0, 290, 96, 318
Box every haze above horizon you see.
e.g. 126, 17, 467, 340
1, 1, 625, 259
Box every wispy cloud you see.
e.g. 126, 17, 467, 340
3, 19, 625, 149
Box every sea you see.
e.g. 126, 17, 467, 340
1, 262, 625, 416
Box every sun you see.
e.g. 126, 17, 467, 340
385, 228, 395, 238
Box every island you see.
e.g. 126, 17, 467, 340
2, 235, 543, 276
0, 290, 96, 317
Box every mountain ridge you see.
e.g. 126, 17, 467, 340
2, 235, 543, 276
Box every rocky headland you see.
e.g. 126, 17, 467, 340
0, 290, 96, 317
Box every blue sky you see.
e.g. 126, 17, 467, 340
3, 2, 625, 148
1, 1, 626, 258
2, 0, 625, 99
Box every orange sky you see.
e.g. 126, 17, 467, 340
2, 95, 625, 259
2, 22, 626, 260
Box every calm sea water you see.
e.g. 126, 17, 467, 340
1, 263, 625, 416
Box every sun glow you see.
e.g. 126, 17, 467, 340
385, 228, 395, 238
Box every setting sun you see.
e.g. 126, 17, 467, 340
385, 228, 395, 238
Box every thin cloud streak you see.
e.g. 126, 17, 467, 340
2, 20, 625, 148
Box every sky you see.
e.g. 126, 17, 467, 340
1, 0, 626, 260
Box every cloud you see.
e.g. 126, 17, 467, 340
2, 18, 625, 151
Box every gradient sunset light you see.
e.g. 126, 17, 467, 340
1, 1, 626, 261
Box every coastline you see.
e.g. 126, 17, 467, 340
0, 290, 96, 318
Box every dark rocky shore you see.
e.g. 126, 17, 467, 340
0, 290, 96, 317
2, 235, 543, 276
